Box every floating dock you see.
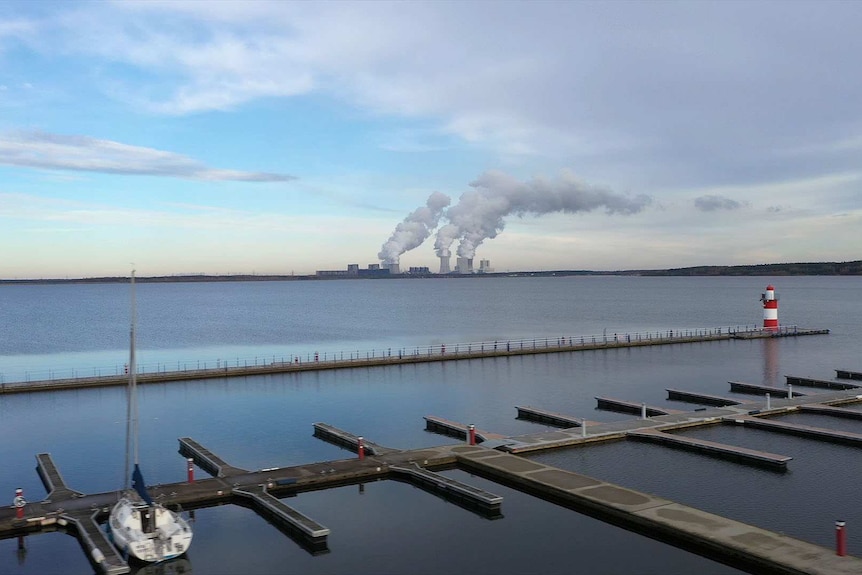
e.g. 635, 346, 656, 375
178, 437, 248, 477
665, 389, 748, 407
515, 405, 593, 427
799, 404, 862, 420
785, 375, 861, 390
36, 453, 84, 501
723, 415, 862, 446
454, 446, 860, 575
422, 416, 505, 444
595, 396, 685, 417
61, 510, 130, 575
313, 422, 398, 456
729, 381, 803, 397
626, 427, 792, 470
390, 463, 503, 516
8, 365, 862, 575
836, 369, 862, 381
232, 485, 330, 553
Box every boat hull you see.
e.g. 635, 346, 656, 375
109, 496, 193, 563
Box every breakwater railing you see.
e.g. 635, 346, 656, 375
0, 325, 813, 389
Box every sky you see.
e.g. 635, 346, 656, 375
1, 1, 861, 278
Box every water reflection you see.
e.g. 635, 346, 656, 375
761, 337, 780, 386
130, 558, 192, 575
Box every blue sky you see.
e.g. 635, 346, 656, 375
1, 1, 860, 278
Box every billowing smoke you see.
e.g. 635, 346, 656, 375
435, 170, 652, 258
378, 191, 451, 264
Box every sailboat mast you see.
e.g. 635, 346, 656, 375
124, 269, 140, 489
130, 270, 139, 468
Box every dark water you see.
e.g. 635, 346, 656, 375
1, 276, 860, 574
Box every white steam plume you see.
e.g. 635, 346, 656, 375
435, 170, 652, 258
378, 191, 451, 264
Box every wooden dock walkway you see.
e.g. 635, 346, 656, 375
836, 369, 862, 381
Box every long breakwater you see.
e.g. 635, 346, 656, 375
0, 325, 826, 394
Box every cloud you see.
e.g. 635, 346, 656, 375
694, 195, 744, 212
0, 131, 295, 181
6, 2, 862, 230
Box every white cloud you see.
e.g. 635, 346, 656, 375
20, 1, 857, 189
0, 131, 295, 181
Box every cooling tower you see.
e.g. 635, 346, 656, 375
439, 255, 451, 274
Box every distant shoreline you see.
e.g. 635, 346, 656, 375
2, 260, 860, 284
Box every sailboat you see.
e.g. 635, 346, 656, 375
109, 270, 193, 562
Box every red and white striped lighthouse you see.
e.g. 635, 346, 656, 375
761, 284, 779, 331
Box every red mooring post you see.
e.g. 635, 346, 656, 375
468, 424, 476, 446
357, 436, 365, 460
837, 520, 847, 556
187, 458, 195, 483
14, 488, 24, 520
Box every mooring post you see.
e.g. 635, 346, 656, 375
468, 424, 476, 446
14, 488, 25, 520
581, 420, 587, 438
788, 384, 793, 399
357, 436, 365, 460
766, 393, 771, 410
836, 520, 847, 556
641, 402, 647, 420
187, 458, 195, 483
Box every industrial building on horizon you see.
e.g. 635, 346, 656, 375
317, 258, 492, 277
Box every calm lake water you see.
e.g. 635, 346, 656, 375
1, 275, 860, 574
